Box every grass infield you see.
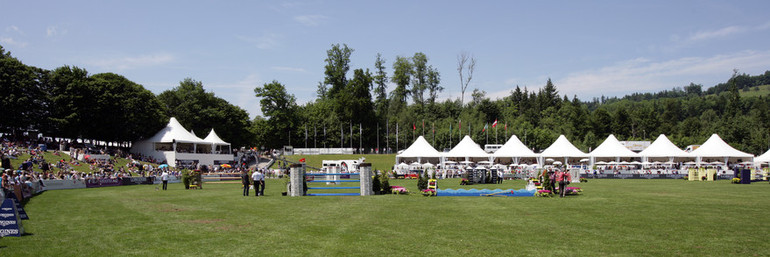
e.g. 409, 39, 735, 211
2, 178, 770, 256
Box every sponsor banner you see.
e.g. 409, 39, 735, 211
121, 177, 155, 185
86, 178, 122, 188
153, 176, 181, 184
0, 198, 23, 237
580, 173, 722, 179
13, 198, 28, 220
43, 179, 87, 190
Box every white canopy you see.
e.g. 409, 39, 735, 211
203, 129, 230, 145
639, 134, 690, 158
755, 149, 770, 163
590, 134, 638, 158
690, 134, 753, 158
540, 135, 587, 158
397, 136, 442, 158
144, 117, 206, 143
492, 135, 538, 158
444, 135, 489, 158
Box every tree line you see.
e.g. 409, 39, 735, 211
253, 44, 770, 155
3, 43, 770, 154
0, 45, 254, 147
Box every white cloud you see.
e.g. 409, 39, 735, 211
688, 25, 746, 41
237, 33, 281, 50
0, 37, 27, 47
46, 25, 67, 37
554, 50, 770, 98
271, 66, 306, 72
6, 25, 23, 35
294, 15, 328, 27
87, 53, 174, 71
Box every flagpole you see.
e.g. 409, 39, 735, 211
348, 121, 351, 150
305, 124, 308, 148
386, 118, 389, 153
376, 122, 379, 154
314, 124, 317, 149
450, 121, 452, 147
396, 122, 399, 153
359, 123, 362, 153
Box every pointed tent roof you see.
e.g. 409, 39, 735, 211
397, 136, 442, 158
690, 134, 753, 158
190, 129, 197, 137
639, 134, 690, 158
492, 135, 538, 157
755, 148, 770, 163
144, 117, 206, 143
203, 129, 230, 145
445, 135, 489, 158
590, 134, 638, 158
539, 135, 587, 158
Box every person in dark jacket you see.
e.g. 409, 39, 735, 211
240, 170, 250, 196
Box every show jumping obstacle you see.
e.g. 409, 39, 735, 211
289, 163, 373, 196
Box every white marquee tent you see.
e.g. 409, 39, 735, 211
395, 136, 442, 165
590, 134, 639, 164
203, 129, 232, 154
638, 134, 692, 163
754, 148, 770, 164
491, 135, 538, 165
689, 134, 754, 166
131, 117, 233, 168
539, 135, 587, 166
443, 135, 490, 163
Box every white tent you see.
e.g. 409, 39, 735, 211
690, 134, 753, 166
396, 136, 442, 165
130, 117, 233, 168
539, 135, 587, 166
638, 134, 692, 163
754, 149, 770, 164
590, 134, 639, 164
203, 129, 232, 154
144, 117, 206, 144
444, 135, 490, 163
491, 135, 538, 165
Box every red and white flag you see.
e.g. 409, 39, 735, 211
492, 119, 498, 128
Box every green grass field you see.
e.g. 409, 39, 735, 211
3, 178, 770, 256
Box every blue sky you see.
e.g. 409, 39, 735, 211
2, 0, 770, 118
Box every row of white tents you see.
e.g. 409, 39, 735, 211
396, 133, 766, 169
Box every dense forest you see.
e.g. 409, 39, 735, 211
3, 44, 770, 154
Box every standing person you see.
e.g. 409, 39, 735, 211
557, 167, 571, 198
161, 170, 169, 190
240, 170, 250, 196
251, 170, 264, 196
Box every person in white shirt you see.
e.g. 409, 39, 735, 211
161, 170, 169, 190
251, 170, 264, 196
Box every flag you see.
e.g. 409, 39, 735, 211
459, 119, 462, 130
413, 124, 416, 130
299, 158, 306, 163
504, 123, 507, 130
482, 123, 488, 132
492, 119, 498, 128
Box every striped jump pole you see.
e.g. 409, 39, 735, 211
289, 164, 304, 197
359, 163, 373, 196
